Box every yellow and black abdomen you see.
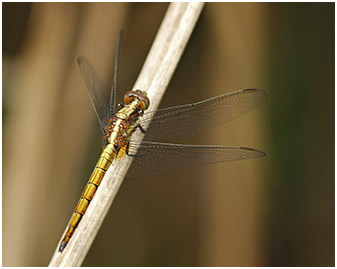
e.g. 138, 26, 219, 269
59, 143, 116, 251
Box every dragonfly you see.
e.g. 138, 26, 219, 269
59, 55, 267, 252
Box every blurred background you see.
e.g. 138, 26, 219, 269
2, 3, 334, 267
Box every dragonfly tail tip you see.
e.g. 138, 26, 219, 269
59, 241, 67, 252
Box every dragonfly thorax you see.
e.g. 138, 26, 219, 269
103, 90, 149, 145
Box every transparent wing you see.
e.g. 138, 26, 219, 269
126, 141, 265, 177
77, 57, 113, 133
139, 89, 267, 141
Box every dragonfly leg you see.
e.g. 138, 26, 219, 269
126, 141, 136, 156
139, 124, 146, 134
122, 126, 131, 137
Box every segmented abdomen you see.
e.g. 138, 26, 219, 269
59, 143, 116, 252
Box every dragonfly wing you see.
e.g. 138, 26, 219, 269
126, 141, 265, 177
139, 89, 267, 141
77, 57, 113, 133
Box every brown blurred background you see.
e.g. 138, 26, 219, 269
2, 3, 334, 267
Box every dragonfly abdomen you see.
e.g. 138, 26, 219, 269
59, 143, 116, 252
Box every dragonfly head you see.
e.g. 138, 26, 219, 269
124, 90, 150, 111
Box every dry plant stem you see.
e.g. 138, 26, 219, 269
48, 2, 204, 267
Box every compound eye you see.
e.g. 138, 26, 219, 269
143, 97, 150, 110
123, 90, 150, 110
124, 91, 135, 104
136, 92, 150, 110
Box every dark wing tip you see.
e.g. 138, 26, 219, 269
243, 88, 268, 99
243, 88, 259, 93
240, 146, 266, 158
